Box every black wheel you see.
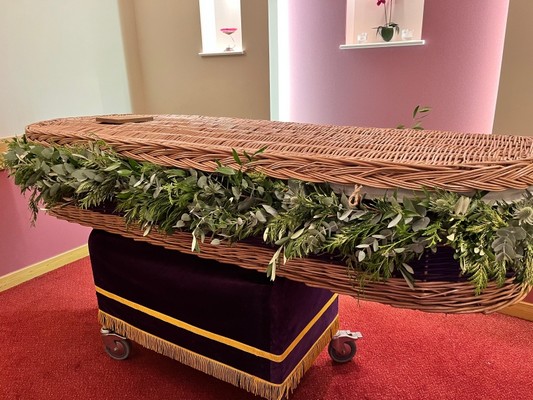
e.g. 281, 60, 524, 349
104, 338, 131, 361
328, 340, 356, 363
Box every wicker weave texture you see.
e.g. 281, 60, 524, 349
26, 114, 533, 193
49, 206, 530, 314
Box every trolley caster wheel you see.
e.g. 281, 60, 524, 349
101, 328, 131, 361
328, 340, 356, 363
328, 330, 362, 363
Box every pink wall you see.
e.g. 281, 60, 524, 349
287, 0, 509, 133
526, 291, 533, 304
0, 171, 90, 277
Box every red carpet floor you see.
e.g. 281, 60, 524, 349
1, 257, 532, 400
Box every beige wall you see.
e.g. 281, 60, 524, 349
0, 0, 132, 138
120, 0, 270, 119
493, 1, 533, 136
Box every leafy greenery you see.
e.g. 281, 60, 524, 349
5, 136, 533, 293
397, 105, 432, 130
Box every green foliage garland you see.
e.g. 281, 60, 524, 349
5, 136, 533, 294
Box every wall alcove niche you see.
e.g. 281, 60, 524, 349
199, 0, 244, 56
341, 0, 425, 49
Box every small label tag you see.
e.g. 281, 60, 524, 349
96, 115, 154, 124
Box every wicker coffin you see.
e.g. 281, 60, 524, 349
26, 114, 533, 313
26, 114, 533, 193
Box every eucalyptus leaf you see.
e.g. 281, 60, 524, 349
387, 214, 402, 228
403, 197, 416, 212
197, 175, 207, 188
41, 147, 55, 159
262, 204, 279, 217
64, 163, 75, 174
51, 164, 66, 175
94, 174, 105, 183
117, 169, 132, 177
338, 209, 352, 221
275, 237, 289, 246
71, 169, 86, 181
415, 205, 427, 217
153, 185, 162, 199
400, 268, 415, 290
174, 220, 186, 228
215, 166, 236, 176
255, 209, 267, 223
104, 162, 122, 172
412, 217, 430, 232
232, 148, 242, 166
402, 263, 415, 274
49, 183, 61, 196
237, 197, 254, 211
290, 228, 305, 239
143, 225, 152, 237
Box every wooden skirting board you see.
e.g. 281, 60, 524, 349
499, 300, 533, 322
0, 136, 12, 154
1, 136, 13, 170
0, 245, 89, 292
0, 243, 531, 322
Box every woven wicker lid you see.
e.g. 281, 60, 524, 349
25, 114, 533, 193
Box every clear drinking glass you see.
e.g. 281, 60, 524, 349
357, 32, 368, 44
401, 29, 413, 41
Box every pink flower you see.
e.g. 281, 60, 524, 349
375, 0, 396, 29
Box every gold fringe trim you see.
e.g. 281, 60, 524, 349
99, 310, 339, 400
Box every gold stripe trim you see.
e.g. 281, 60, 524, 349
95, 285, 338, 362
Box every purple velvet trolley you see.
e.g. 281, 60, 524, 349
89, 229, 360, 400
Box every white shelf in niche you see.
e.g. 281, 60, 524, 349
340, 39, 424, 50
199, 0, 243, 56
343, 0, 425, 49
199, 50, 246, 57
